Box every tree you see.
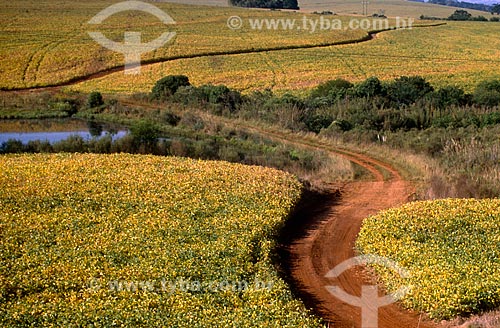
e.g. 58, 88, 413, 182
151, 75, 190, 100
492, 4, 500, 15
448, 10, 472, 21
283, 0, 299, 9
229, 0, 298, 9
386, 76, 434, 106
473, 80, 500, 107
87, 91, 104, 108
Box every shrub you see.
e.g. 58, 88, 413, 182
172, 85, 203, 105
330, 119, 353, 132
0, 139, 25, 153
199, 84, 242, 112
473, 79, 500, 107
151, 75, 190, 100
162, 112, 181, 126
471, 15, 488, 21
386, 76, 434, 106
87, 91, 104, 108
430, 85, 467, 108
310, 78, 353, 101
130, 120, 160, 149
304, 114, 334, 133
352, 76, 385, 98
51, 99, 78, 116
448, 9, 472, 21
229, 0, 299, 10
52, 135, 87, 153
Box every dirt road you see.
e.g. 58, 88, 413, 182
282, 149, 437, 328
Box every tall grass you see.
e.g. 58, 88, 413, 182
440, 136, 500, 198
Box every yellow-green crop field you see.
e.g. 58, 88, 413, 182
3, 0, 499, 94
70, 21, 500, 95
356, 199, 500, 320
0, 0, 365, 90
0, 153, 322, 327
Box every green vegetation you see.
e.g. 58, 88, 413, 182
87, 91, 104, 109
230, 0, 299, 10
0, 91, 355, 185
493, 4, 500, 15
0, 92, 79, 119
4, 72, 500, 196
356, 199, 500, 320
151, 75, 191, 100
3, 0, 500, 323
109, 73, 499, 198
425, 0, 493, 13
299, 0, 493, 18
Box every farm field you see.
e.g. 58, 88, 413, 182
2, 0, 494, 91
70, 21, 500, 94
357, 199, 500, 320
0, 153, 321, 327
1, 0, 367, 90
3, 0, 500, 326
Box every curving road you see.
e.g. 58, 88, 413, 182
6, 89, 438, 327
209, 116, 438, 327
286, 149, 437, 328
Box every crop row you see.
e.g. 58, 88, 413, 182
71, 22, 500, 95
0, 0, 362, 90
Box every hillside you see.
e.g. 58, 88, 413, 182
163, 0, 493, 17
299, 0, 494, 17
0, 0, 365, 90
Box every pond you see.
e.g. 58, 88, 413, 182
0, 119, 128, 144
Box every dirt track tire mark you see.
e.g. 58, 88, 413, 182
22, 42, 51, 84
202, 117, 436, 327
43, 100, 434, 327
282, 149, 436, 328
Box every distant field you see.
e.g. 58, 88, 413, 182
298, 0, 493, 18
70, 21, 500, 94
163, 0, 493, 17
2, 0, 498, 93
0, 0, 365, 89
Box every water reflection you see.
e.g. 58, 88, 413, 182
0, 119, 128, 144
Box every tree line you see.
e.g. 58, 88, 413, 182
229, 0, 299, 10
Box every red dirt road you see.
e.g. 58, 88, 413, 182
286, 150, 437, 328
